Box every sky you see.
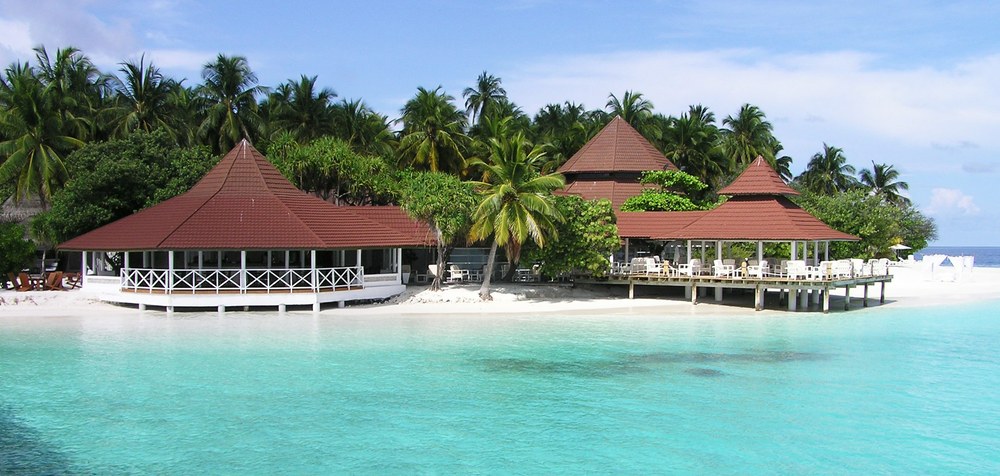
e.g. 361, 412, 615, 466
1, 0, 998, 245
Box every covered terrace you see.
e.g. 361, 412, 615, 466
60, 140, 433, 313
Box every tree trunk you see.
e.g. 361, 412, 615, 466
479, 240, 498, 301
431, 227, 446, 291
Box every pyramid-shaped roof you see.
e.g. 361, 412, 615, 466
60, 140, 431, 251
557, 177, 659, 209
617, 156, 856, 242
665, 196, 858, 241
558, 116, 677, 174
719, 156, 798, 196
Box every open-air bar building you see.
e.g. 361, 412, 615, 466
59, 140, 433, 312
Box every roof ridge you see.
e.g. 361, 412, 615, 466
155, 142, 242, 247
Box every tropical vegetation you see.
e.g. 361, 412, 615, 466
0, 45, 938, 295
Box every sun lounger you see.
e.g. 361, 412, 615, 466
64, 272, 83, 289
43, 271, 67, 291
16, 272, 39, 291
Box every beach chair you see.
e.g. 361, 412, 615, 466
447, 264, 469, 283
43, 271, 67, 291
64, 272, 83, 289
4, 272, 16, 290
16, 272, 39, 291
785, 260, 809, 280
713, 259, 735, 277
678, 259, 702, 277
747, 259, 768, 279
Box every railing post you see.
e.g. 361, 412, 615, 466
311, 250, 318, 292
240, 251, 247, 294
167, 251, 174, 295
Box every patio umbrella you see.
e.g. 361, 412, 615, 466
889, 243, 911, 260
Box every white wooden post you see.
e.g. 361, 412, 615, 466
311, 250, 318, 291
791, 241, 797, 262
167, 250, 174, 294
757, 241, 763, 263
825, 241, 830, 261
686, 240, 692, 264
624, 238, 630, 263
240, 250, 247, 293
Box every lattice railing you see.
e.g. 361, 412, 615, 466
121, 267, 367, 294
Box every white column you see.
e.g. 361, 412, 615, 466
198, 251, 203, 270
788, 287, 797, 311
240, 250, 247, 292
624, 238, 630, 263
825, 241, 830, 261
757, 241, 763, 263
700, 241, 705, 263
81, 251, 88, 286
167, 250, 174, 293
124, 251, 130, 272
686, 240, 692, 264
813, 241, 819, 266
397, 248, 403, 283
311, 250, 318, 291
791, 241, 797, 262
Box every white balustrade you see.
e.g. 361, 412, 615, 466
121, 267, 366, 294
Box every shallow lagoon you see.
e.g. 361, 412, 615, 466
2, 303, 999, 473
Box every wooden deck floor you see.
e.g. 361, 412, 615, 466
578, 273, 893, 313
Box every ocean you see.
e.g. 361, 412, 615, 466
914, 246, 1000, 267
2, 303, 999, 473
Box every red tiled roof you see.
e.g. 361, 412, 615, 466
558, 116, 678, 174
719, 156, 798, 196
616, 211, 707, 239
666, 196, 859, 241
60, 140, 432, 251
339, 206, 436, 247
558, 178, 658, 209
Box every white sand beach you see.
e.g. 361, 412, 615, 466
2, 264, 998, 319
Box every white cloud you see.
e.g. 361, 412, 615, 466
924, 188, 981, 216
504, 49, 1000, 153
144, 48, 214, 74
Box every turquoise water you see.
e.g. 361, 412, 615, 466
2, 304, 1000, 474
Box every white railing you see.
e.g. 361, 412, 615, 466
121, 267, 365, 294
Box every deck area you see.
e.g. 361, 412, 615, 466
581, 271, 893, 313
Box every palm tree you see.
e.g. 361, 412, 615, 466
771, 141, 794, 183
860, 161, 910, 205
0, 63, 85, 204
463, 71, 506, 126
196, 54, 266, 152
32, 46, 107, 138
721, 104, 776, 169
397, 86, 468, 174
607, 90, 656, 139
268, 75, 337, 142
468, 125, 565, 300
332, 98, 394, 156
661, 105, 730, 189
797, 143, 858, 195
107, 55, 180, 139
